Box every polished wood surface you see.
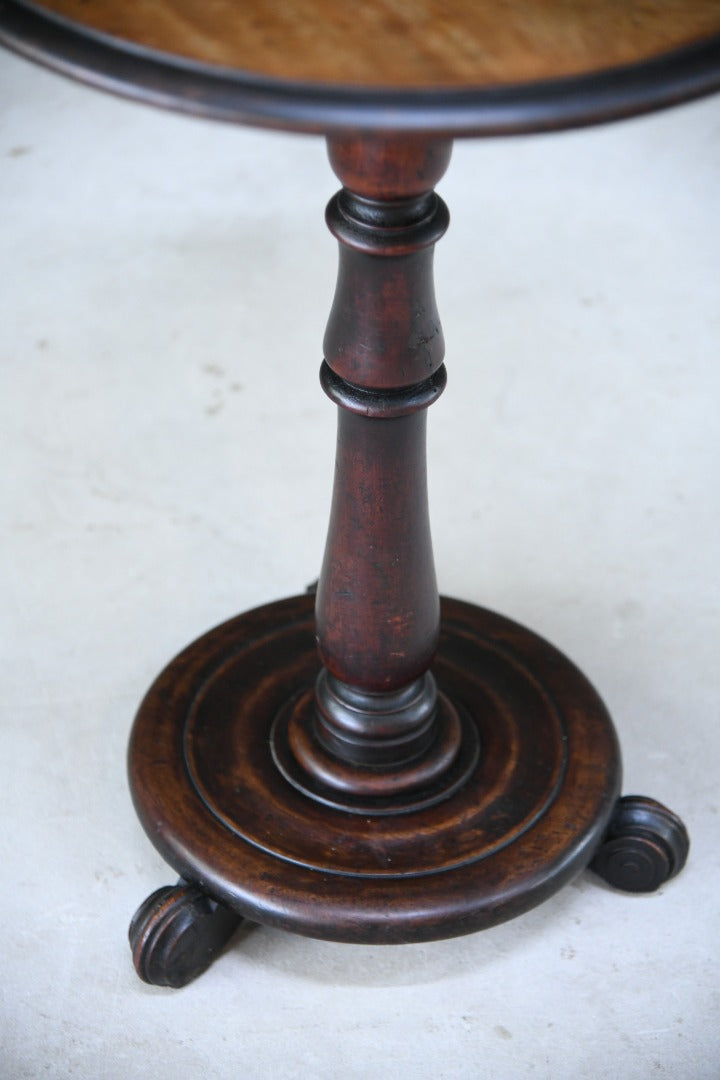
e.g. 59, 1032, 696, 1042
31, 0, 720, 88
3, 0, 720, 134
128, 594, 622, 946
1, 3, 699, 987
123, 136, 626, 963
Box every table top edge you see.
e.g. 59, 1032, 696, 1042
2, 0, 720, 136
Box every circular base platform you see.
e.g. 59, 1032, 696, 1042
128, 594, 621, 944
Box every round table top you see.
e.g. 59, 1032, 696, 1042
2, 0, 720, 134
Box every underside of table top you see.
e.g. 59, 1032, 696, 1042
24, 0, 720, 88
2, 0, 720, 133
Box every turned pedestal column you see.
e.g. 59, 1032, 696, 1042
281, 136, 478, 814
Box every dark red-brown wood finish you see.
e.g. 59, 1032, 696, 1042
125, 135, 688, 986
0, 2, 699, 988
1, 1, 720, 133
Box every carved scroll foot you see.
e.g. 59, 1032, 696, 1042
129, 882, 242, 988
590, 795, 690, 893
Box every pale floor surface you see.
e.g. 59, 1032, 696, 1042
1, 50, 719, 1080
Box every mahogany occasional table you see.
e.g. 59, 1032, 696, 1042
3, 1, 719, 988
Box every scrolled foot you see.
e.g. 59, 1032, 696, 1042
590, 795, 689, 893
129, 881, 242, 988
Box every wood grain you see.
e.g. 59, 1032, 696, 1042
128, 594, 622, 943
33, 0, 720, 89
